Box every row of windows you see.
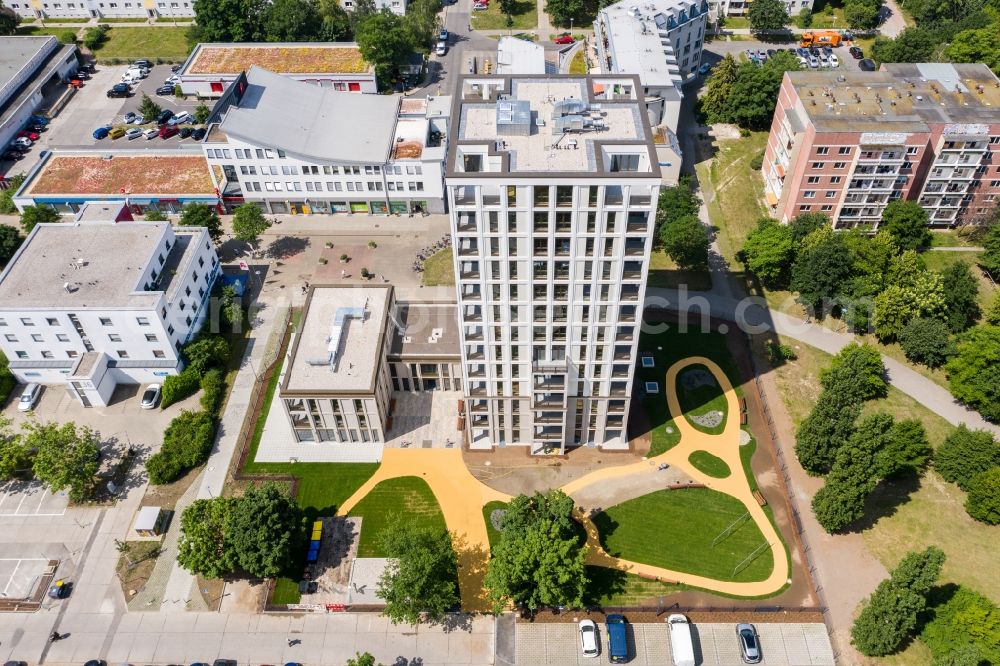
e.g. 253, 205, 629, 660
11, 348, 167, 360
5, 332, 159, 344
210, 149, 423, 176
242, 179, 426, 193
0, 315, 152, 328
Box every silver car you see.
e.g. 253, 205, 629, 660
17, 383, 41, 412
737, 623, 761, 664
140, 383, 161, 409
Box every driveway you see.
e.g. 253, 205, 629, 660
515, 621, 835, 665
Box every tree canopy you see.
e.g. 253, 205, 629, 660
934, 425, 1000, 491
0, 173, 26, 215
965, 467, 1000, 525
940, 260, 980, 333
748, 0, 790, 31
176, 496, 235, 578
920, 586, 1000, 665
946, 325, 1000, 422
899, 317, 954, 368
179, 203, 224, 244
0, 226, 24, 265
871, 27, 935, 63
945, 26, 1000, 75
660, 214, 710, 270
740, 217, 796, 288
0, 3, 20, 35
355, 10, 414, 82
192, 0, 266, 41
226, 483, 302, 578
820, 343, 887, 402
654, 175, 699, 247
880, 200, 932, 251
376, 521, 459, 624
231, 204, 272, 244
20, 205, 59, 234
23, 420, 101, 501
790, 230, 853, 315
700, 53, 799, 130
262, 0, 323, 40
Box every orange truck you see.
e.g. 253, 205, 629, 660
799, 31, 843, 47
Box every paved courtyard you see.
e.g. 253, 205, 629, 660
515, 621, 835, 665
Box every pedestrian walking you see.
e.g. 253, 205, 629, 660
287, 637, 294, 647
50, 631, 62, 642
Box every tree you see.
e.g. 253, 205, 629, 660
183, 334, 229, 375
820, 343, 888, 403
874, 271, 946, 341
980, 217, 1000, 280
789, 212, 829, 244
699, 54, 739, 124
844, 0, 881, 29
138, 93, 161, 122
946, 27, 1000, 75
965, 467, 1000, 524
740, 217, 796, 288
0, 3, 20, 36
0, 226, 24, 265
941, 261, 981, 332
726, 53, 800, 130
219, 284, 243, 332
318, 0, 352, 40
790, 231, 852, 314
483, 491, 587, 612
226, 483, 302, 578
871, 27, 935, 63
654, 175, 699, 246
946, 325, 1000, 422
82, 26, 106, 50
58, 29, 77, 44
376, 522, 459, 624
0, 173, 26, 215
811, 470, 876, 532
146, 408, 217, 484
880, 200, 932, 251
193, 103, 211, 125
934, 425, 1000, 491
899, 317, 954, 368
355, 10, 413, 82
660, 214, 710, 270
796, 6, 813, 27
890, 546, 946, 596
748, 0, 789, 31
794, 392, 861, 475
192, 0, 266, 41
231, 204, 272, 244
346, 653, 382, 666
263, 0, 322, 41
176, 497, 235, 578
20, 205, 59, 234
880, 419, 932, 478
178, 203, 223, 244
23, 420, 100, 501
0, 416, 27, 481
921, 586, 1000, 665
544, 0, 593, 27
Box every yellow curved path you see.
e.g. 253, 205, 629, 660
337, 356, 789, 607
568, 356, 790, 597
337, 448, 512, 611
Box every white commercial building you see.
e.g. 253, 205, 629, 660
0, 214, 219, 407
341, 0, 408, 14
447, 75, 662, 453
178, 42, 376, 98
1, 37, 77, 153
6, 0, 194, 19
202, 67, 450, 215
710, 0, 812, 18
594, 0, 707, 130
496, 37, 548, 75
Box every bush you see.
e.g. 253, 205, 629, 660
749, 150, 764, 171
899, 317, 954, 368
920, 586, 1000, 665
934, 425, 1000, 491
82, 26, 107, 49
161, 368, 201, 408
199, 369, 225, 415
59, 30, 78, 44
146, 410, 217, 484
965, 467, 1000, 525
182, 334, 229, 375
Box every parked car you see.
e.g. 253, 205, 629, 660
2, 149, 24, 161
435, 41, 448, 56
171, 64, 182, 73
82, 661, 106, 666
143, 128, 159, 139
92, 126, 110, 140
132, 59, 152, 69
106, 83, 130, 98
164, 75, 180, 86
438, 28, 449, 41
125, 127, 144, 140
18, 383, 41, 412
26, 123, 46, 133
756, 49, 768, 61
109, 127, 126, 139
859, 58, 876, 71
123, 111, 138, 124
140, 384, 161, 409
156, 84, 176, 96
179, 126, 193, 138
829, 53, 839, 67
798, 56, 809, 68
849, 45, 864, 59
159, 125, 179, 139
156, 109, 175, 125
605, 615, 628, 663
472, 3, 488, 9
13, 136, 33, 148
121, 74, 140, 86
796, 47, 808, 57
808, 55, 819, 68
28, 114, 49, 125
554, 32, 574, 44
766, 48, 776, 57
737, 623, 762, 664
698, 62, 712, 75
168, 111, 192, 126
16, 130, 39, 141
579, 619, 599, 658
131, 114, 145, 125
191, 127, 207, 140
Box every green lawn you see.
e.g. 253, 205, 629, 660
471, 0, 537, 30
593, 487, 774, 583
16, 26, 76, 37
422, 248, 455, 287
809, 0, 847, 28
482, 500, 506, 548
676, 362, 729, 435
347, 476, 447, 557
91, 26, 192, 63
688, 450, 732, 478
647, 249, 713, 290
637, 326, 743, 457
722, 16, 750, 28
584, 566, 687, 605
740, 438, 759, 493
695, 131, 769, 265
569, 49, 587, 75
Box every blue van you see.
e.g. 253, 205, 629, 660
605, 614, 629, 663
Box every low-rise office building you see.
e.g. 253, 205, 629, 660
340, 0, 408, 14
12, 149, 221, 215
202, 67, 450, 215
764, 63, 1000, 228
178, 42, 376, 97
594, 0, 706, 130
6, 0, 194, 19
1, 37, 77, 153
0, 217, 219, 406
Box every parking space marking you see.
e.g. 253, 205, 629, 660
0, 482, 67, 516
0, 557, 49, 599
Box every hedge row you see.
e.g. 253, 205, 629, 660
161, 368, 200, 408
146, 410, 217, 485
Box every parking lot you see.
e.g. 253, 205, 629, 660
0, 557, 52, 599
702, 39, 871, 72
515, 622, 835, 665
0, 480, 68, 517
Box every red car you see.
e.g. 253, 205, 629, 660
17, 130, 40, 141
159, 125, 179, 139
554, 33, 574, 44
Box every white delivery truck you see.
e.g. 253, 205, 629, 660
667, 614, 696, 666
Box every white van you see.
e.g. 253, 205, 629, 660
124, 67, 148, 80
667, 614, 695, 666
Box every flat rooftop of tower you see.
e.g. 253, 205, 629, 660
283, 286, 391, 394
450, 75, 658, 177
789, 63, 1000, 133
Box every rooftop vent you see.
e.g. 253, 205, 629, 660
306, 299, 369, 372
496, 99, 532, 137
